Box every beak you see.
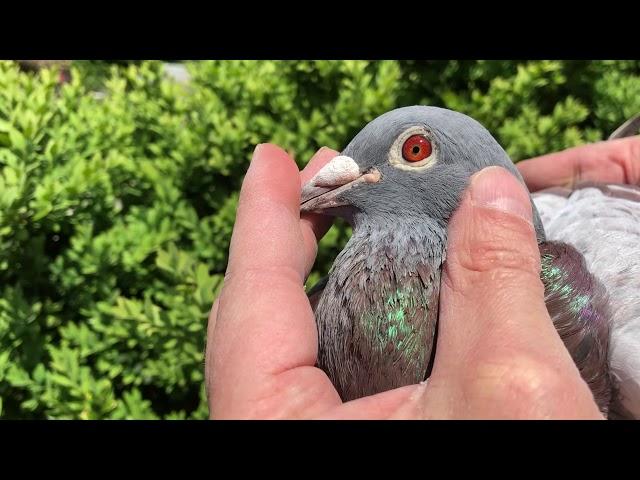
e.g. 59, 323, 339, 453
300, 155, 381, 213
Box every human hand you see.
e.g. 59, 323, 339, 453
205, 138, 640, 419
517, 136, 640, 191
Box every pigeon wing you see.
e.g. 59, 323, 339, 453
533, 182, 640, 418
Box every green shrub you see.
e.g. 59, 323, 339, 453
0, 60, 638, 419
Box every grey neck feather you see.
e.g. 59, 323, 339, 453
346, 216, 448, 269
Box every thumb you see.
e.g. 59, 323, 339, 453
427, 166, 601, 418
440, 165, 546, 353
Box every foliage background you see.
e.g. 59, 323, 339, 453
0, 60, 639, 419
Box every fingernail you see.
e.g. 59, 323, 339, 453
470, 166, 533, 224
252, 143, 266, 161
252, 143, 291, 164
317, 146, 335, 155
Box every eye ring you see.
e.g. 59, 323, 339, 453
388, 126, 437, 170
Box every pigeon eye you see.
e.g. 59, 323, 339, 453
402, 135, 432, 162
388, 128, 436, 171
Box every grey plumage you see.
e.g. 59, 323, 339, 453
302, 105, 639, 416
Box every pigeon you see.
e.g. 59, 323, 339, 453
300, 106, 640, 419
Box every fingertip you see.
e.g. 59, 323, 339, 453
316, 145, 339, 158
249, 143, 300, 179
469, 166, 533, 224
253, 142, 289, 161
317, 145, 335, 155
241, 143, 301, 213
231, 142, 308, 277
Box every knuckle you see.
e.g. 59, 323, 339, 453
448, 208, 541, 282
611, 136, 640, 185
467, 239, 539, 275
449, 234, 541, 285
627, 137, 640, 184
224, 265, 303, 291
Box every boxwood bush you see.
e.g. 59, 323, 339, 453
0, 60, 638, 419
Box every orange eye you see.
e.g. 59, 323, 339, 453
402, 135, 432, 162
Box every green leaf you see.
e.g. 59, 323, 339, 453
22, 398, 39, 411
8, 127, 26, 152
6, 366, 31, 388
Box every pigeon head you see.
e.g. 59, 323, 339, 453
301, 105, 545, 239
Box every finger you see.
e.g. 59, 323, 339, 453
430, 166, 601, 418
226, 143, 308, 280
299, 147, 339, 276
210, 144, 338, 417
517, 136, 640, 192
